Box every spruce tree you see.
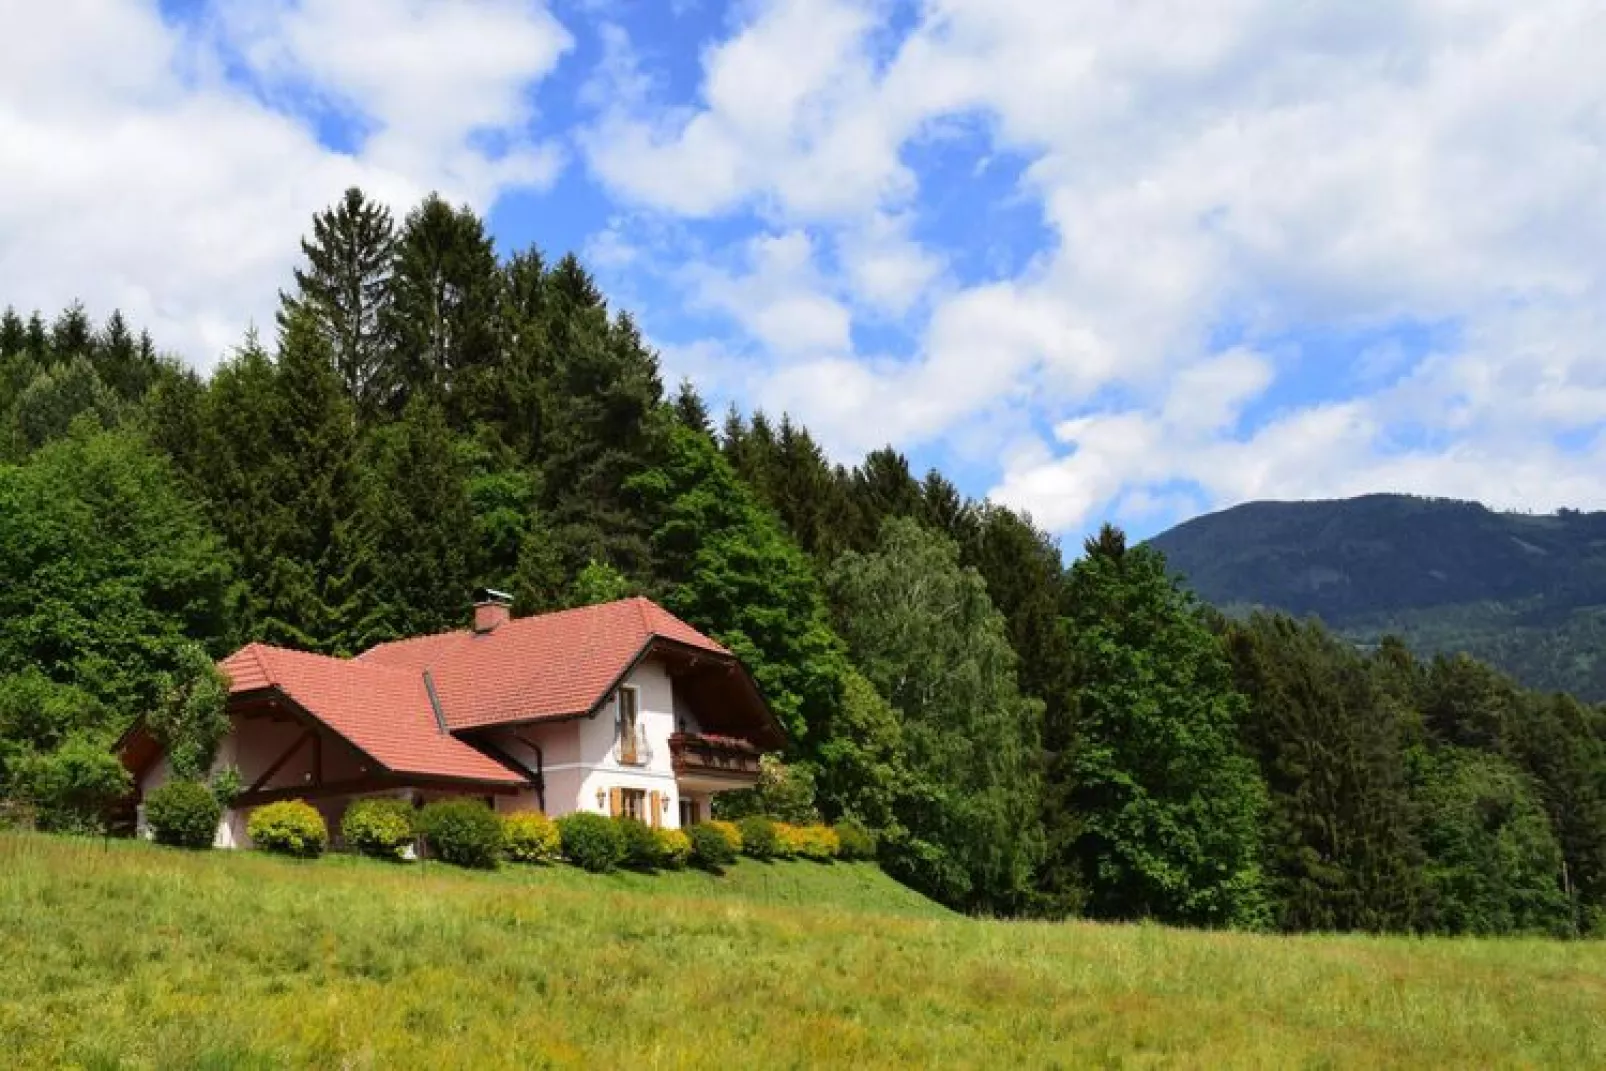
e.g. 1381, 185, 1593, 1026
671, 378, 711, 434
48, 302, 92, 365
1226, 613, 1425, 932
346, 397, 477, 646
280, 187, 396, 415
381, 194, 503, 421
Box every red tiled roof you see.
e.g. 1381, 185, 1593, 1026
219, 643, 523, 785
358, 596, 730, 730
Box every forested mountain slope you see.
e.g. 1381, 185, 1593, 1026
1150, 495, 1606, 699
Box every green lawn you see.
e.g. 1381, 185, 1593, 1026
3, 833, 1603, 1069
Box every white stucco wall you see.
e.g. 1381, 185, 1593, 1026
136, 713, 373, 848
481, 658, 689, 827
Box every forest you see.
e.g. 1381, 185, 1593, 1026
2, 188, 1604, 936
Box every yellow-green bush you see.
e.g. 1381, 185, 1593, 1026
704, 819, 742, 853
791, 824, 840, 861
341, 797, 416, 860
656, 827, 691, 869
771, 821, 801, 859
246, 800, 328, 858
502, 811, 561, 863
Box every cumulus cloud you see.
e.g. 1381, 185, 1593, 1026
0, 0, 570, 365
580, 0, 1606, 532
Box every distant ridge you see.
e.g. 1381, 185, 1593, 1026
1148, 494, 1606, 700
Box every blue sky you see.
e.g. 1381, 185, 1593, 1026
6, 1, 1606, 542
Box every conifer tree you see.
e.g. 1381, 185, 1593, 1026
95, 309, 151, 401
538, 277, 665, 581
190, 319, 356, 650
48, 302, 92, 364
0, 307, 24, 358
497, 246, 553, 457
1226, 613, 1424, 932
630, 420, 844, 745
346, 397, 477, 646
381, 194, 502, 420
280, 188, 396, 414
671, 378, 711, 434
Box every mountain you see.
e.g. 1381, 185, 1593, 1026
1148, 494, 1606, 700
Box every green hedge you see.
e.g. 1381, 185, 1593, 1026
688, 823, 737, 871
556, 812, 624, 872
616, 817, 663, 870
417, 799, 503, 869
737, 815, 781, 860
247, 800, 328, 858
144, 780, 221, 849
834, 819, 877, 861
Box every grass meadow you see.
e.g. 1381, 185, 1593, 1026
2, 832, 1604, 1069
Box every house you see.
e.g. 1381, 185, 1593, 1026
118, 592, 782, 849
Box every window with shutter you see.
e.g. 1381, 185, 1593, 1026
617, 686, 640, 765
618, 788, 647, 821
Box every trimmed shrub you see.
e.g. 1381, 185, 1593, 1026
704, 819, 743, 854
503, 811, 561, 864
341, 797, 417, 860
557, 812, 625, 872
834, 819, 876, 861
247, 800, 328, 858
656, 827, 691, 869
144, 779, 221, 849
772, 822, 801, 859
617, 816, 664, 870
417, 798, 503, 869
791, 824, 841, 861
688, 822, 737, 871
737, 815, 781, 860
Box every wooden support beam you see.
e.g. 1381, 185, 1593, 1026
248, 729, 313, 793
234, 775, 522, 808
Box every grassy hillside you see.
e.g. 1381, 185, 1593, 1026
1149, 494, 1606, 698
4, 834, 1604, 1069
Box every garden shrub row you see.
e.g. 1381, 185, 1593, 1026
142, 788, 878, 873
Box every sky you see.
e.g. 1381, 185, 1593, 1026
4, 1, 1606, 541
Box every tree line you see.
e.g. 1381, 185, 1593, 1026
2, 188, 1604, 936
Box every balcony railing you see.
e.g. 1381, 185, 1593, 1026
669, 732, 762, 781
614, 725, 653, 767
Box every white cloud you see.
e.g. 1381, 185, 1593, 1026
0, 0, 570, 366
689, 231, 853, 358
579, 0, 908, 219
581, 0, 1606, 532
834, 214, 944, 317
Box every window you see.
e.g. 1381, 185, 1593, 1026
679, 798, 701, 827
617, 686, 641, 765
620, 788, 647, 821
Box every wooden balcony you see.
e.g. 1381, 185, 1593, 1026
669, 732, 763, 784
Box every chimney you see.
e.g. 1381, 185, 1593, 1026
472, 588, 512, 633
